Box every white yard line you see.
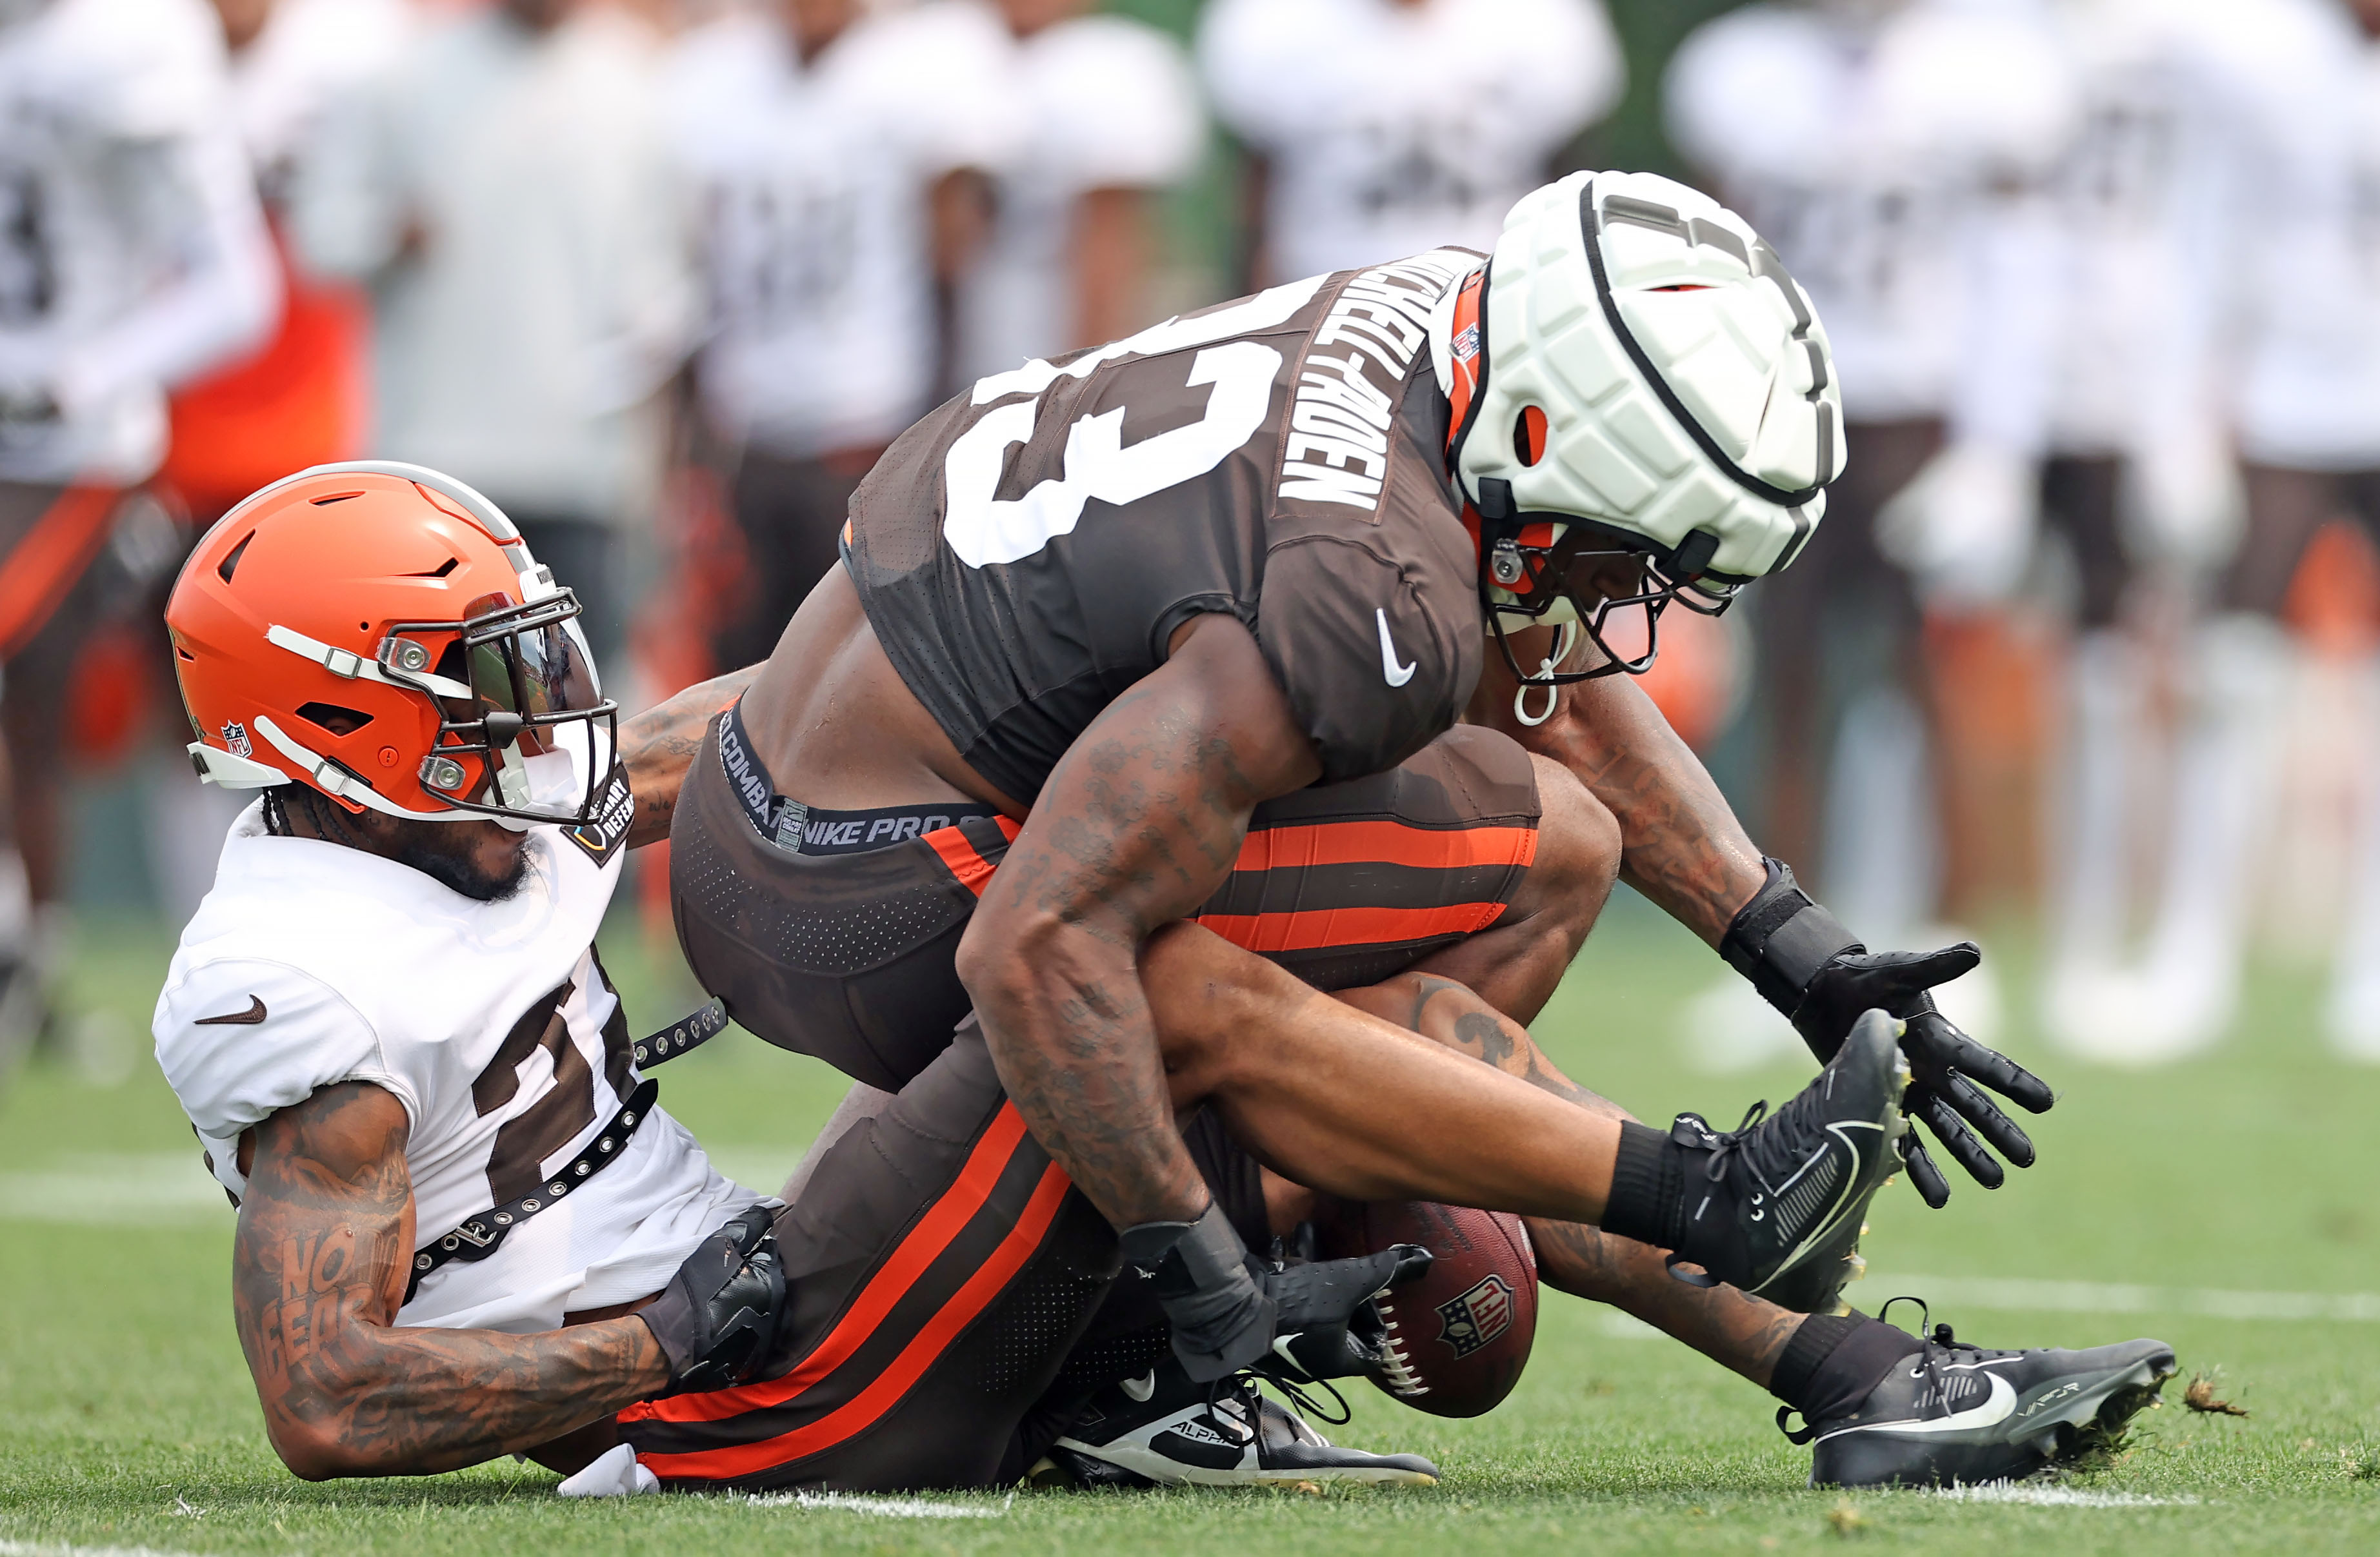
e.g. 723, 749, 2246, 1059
0, 1541, 217, 1557
1930, 1484, 2198, 1508
1870, 1274, 2380, 1324
746, 1492, 1008, 1519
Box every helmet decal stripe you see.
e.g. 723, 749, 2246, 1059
1579, 179, 1826, 510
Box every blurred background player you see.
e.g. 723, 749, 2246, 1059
292, 0, 695, 686
0, 0, 275, 1080
667, 0, 1016, 675
145, 0, 406, 927
1196, 0, 1625, 288
955, 0, 1203, 382
1664, 0, 2075, 1064
2028, 0, 2345, 1062
2097, 0, 2380, 1062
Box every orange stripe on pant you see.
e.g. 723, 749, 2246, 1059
1232, 819, 1537, 874
623, 1103, 1035, 1429
923, 817, 1021, 899
636, 1160, 1074, 1482
1196, 900, 1509, 954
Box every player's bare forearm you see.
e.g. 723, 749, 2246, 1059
232, 1082, 668, 1480
956, 616, 1323, 1229
621, 665, 761, 848
1466, 629, 1763, 944
1352, 969, 1798, 1386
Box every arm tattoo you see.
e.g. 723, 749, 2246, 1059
966, 623, 1318, 1229
620, 666, 762, 849
233, 1082, 668, 1479
1399, 973, 1628, 1121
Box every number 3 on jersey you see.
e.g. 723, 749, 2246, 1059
943, 341, 1282, 569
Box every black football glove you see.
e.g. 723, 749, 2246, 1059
1719, 858, 2055, 1208
1120, 1201, 1432, 1383
638, 1205, 788, 1396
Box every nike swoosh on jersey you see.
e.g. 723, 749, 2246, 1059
1376, 608, 1417, 688
1823, 1371, 2018, 1440
194, 995, 268, 1026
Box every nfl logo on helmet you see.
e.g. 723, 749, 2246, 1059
221, 722, 253, 760
1436, 1274, 1516, 1359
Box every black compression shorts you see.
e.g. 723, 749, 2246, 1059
670, 708, 1544, 1093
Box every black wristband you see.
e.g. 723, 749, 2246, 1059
1120, 1202, 1275, 1382
1719, 858, 1863, 1020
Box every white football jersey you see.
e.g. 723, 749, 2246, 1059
1198, 0, 1624, 282
153, 789, 758, 1334
223, 0, 412, 195
0, 0, 275, 483
2232, 5, 2380, 470
1668, 0, 2076, 435
2044, 0, 2320, 458
955, 11, 1202, 384
668, 2, 1019, 457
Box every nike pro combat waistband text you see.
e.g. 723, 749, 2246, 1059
717, 699, 997, 857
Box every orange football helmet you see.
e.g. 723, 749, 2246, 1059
165, 462, 617, 828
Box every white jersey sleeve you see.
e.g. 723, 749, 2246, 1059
1025, 16, 1203, 198
154, 955, 405, 1201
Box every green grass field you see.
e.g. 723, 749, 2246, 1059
3, 897, 2377, 1554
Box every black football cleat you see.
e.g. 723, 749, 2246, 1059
1667, 1007, 1908, 1313
1032, 1361, 1439, 1489
1790, 1322, 2179, 1488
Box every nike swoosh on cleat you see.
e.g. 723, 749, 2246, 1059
1120, 1372, 1156, 1403
195, 995, 268, 1026
1823, 1373, 2017, 1441
1375, 610, 1417, 688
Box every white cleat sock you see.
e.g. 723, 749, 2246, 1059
2121, 614, 2296, 1061
2326, 651, 2380, 1060
2042, 630, 2146, 1053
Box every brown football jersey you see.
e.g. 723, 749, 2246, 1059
844, 249, 1485, 803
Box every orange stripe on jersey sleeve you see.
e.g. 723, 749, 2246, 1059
1232, 820, 1537, 875
1195, 900, 1508, 954
621, 1103, 1034, 1427
634, 1160, 1073, 1481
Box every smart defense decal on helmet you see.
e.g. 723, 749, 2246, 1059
165, 462, 619, 829
1445, 171, 1845, 686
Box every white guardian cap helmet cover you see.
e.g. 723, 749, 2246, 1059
1446, 171, 1845, 684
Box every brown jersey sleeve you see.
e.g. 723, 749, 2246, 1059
1255, 530, 1480, 782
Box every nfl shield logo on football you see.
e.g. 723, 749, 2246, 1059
1436, 1273, 1515, 1358
221, 721, 253, 759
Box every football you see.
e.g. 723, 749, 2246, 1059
1318, 1200, 1539, 1418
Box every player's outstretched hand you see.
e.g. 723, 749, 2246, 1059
1721, 862, 2054, 1209
1794, 944, 2055, 1208
639, 1205, 788, 1396
1264, 1242, 1434, 1383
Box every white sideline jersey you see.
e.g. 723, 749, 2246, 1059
0, 0, 275, 484
1198, 0, 1623, 282
2044, 0, 2323, 459
2232, 5, 2380, 470
668, 2, 1017, 457
153, 795, 757, 1334
956, 12, 1202, 383
1667, 0, 2075, 436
